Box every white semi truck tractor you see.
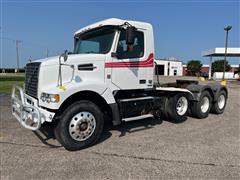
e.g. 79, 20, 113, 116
11, 18, 228, 150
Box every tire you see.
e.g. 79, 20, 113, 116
211, 90, 227, 114
191, 91, 212, 119
167, 93, 189, 123
54, 100, 104, 151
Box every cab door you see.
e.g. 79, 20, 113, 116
106, 29, 154, 90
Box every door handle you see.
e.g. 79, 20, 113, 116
78, 64, 97, 71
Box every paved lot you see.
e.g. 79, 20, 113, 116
0, 80, 240, 179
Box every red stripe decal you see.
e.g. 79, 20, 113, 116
105, 53, 154, 68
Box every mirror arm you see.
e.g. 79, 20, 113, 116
111, 52, 118, 58
61, 63, 74, 69
58, 50, 69, 87
58, 55, 63, 87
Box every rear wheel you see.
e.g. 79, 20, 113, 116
211, 90, 227, 114
191, 91, 212, 119
167, 93, 189, 122
54, 100, 104, 151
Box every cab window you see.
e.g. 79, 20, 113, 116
116, 29, 144, 59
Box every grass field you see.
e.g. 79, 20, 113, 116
0, 74, 24, 93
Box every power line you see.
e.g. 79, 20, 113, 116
0, 36, 47, 49
0, 36, 56, 60
0, 36, 59, 55
0, 36, 67, 68
0, 37, 15, 41
0, 36, 23, 71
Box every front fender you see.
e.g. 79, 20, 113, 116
39, 81, 115, 109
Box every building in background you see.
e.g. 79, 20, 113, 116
202, 48, 240, 79
155, 57, 183, 76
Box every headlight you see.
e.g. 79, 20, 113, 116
41, 93, 60, 103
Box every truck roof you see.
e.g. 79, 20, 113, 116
74, 18, 153, 36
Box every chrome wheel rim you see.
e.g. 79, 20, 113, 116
201, 96, 210, 113
176, 96, 188, 116
218, 94, 225, 110
69, 111, 96, 141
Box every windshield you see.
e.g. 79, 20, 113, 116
74, 26, 116, 54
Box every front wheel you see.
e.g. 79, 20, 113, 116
167, 93, 189, 123
54, 100, 104, 151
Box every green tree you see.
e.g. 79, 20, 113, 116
186, 60, 202, 76
212, 60, 231, 73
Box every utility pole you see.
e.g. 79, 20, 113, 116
0, 26, 2, 71
222, 26, 232, 80
29, 56, 32, 63
46, 48, 49, 58
208, 56, 212, 80
16, 40, 22, 72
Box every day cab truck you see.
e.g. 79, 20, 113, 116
11, 18, 228, 150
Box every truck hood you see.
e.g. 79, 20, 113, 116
33, 54, 106, 66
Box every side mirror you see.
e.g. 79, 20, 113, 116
126, 26, 135, 45
62, 50, 68, 62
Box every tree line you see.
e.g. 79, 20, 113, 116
186, 60, 235, 76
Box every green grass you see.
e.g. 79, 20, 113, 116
0, 76, 25, 82
0, 75, 24, 93
0, 81, 24, 93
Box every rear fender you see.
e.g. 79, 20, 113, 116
156, 87, 194, 101
186, 84, 227, 102
207, 84, 228, 102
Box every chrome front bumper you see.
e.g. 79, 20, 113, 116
11, 85, 42, 131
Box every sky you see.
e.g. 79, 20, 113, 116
0, 0, 239, 68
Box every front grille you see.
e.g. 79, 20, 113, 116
25, 62, 41, 98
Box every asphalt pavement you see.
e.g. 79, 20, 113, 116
0, 80, 239, 179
